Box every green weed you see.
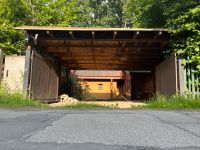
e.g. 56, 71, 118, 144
133, 94, 200, 110
0, 86, 47, 108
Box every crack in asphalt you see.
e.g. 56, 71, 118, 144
0, 112, 65, 143
144, 112, 200, 139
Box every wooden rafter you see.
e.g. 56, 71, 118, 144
148, 31, 162, 45
17, 26, 170, 70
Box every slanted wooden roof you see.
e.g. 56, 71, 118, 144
16, 26, 170, 70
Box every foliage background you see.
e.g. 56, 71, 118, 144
0, 0, 199, 72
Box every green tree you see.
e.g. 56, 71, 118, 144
0, 0, 31, 25
125, 0, 200, 28
0, 0, 29, 54
74, 0, 125, 27
27, 0, 79, 26
0, 0, 81, 54
168, 7, 200, 72
0, 20, 25, 54
123, 0, 166, 28
125, 0, 200, 73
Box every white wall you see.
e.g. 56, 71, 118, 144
3, 56, 25, 92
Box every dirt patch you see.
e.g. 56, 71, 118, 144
49, 100, 146, 109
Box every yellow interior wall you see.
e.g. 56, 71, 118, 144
79, 80, 119, 100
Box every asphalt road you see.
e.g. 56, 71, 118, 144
0, 109, 200, 150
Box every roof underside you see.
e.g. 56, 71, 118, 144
17, 26, 170, 70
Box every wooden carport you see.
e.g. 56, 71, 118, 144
16, 26, 172, 102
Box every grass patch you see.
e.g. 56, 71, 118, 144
0, 87, 47, 108
59, 103, 116, 109
132, 94, 200, 110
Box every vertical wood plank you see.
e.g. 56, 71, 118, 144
23, 46, 32, 96
177, 56, 185, 94
0, 49, 3, 82
110, 78, 113, 100
0, 49, 3, 83
184, 64, 187, 92
191, 64, 195, 94
197, 74, 200, 95
188, 63, 192, 93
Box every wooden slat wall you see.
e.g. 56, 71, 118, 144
155, 54, 178, 96
29, 50, 60, 102
184, 60, 200, 95
122, 71, 132, 99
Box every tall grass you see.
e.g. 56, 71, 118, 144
144, 94, 200, 110
0, 86, 47, 108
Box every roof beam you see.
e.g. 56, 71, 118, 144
148, 31, 162, 45
63, 63, 156, 67
47, 48, 164, 55
62, 62, 161, 66
62, 64, 155, 70
41, 38, 169, 42
46, 45, 166, 49
49, 52, 163, 57
62, 56, 162, 61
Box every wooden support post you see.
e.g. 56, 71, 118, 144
177, 55, 185, 95
191, 64, 195, 94
34, 34, 39, 45
184, 64, 187, 92
196, 74, 199, 95
110, 78, 113, 100
188, 63, 192, 93
23, 46, 32, 96
0, 49, 3, 83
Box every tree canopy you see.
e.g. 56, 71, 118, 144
0, 0, 199, 72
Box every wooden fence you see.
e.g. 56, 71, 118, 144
184, 61, 200, 95
155, 54, 178, 96
23, 47, 60, 102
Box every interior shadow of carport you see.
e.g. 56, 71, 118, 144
16, 26, 180, 102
